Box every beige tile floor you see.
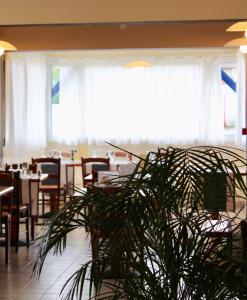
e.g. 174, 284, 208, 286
0, 227, 91, 300
0, 195, 245, 300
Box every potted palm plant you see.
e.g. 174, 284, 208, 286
33, 146, 247, 299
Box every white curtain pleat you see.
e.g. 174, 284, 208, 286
51, 66, 85, 145
236, 51, 246, 146
5, 53, 47, 161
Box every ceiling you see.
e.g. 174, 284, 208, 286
0, 1, 246, 51
0, 0, 247, 25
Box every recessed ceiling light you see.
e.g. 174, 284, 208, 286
0, 40, 17, 56
125, 60, 152, 68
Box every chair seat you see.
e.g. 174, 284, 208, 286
1, 212, 11, 219
2, 204, 29, 212
39, 184, 64, 191
0, 170, 30, 255
39, 184, 64, 193
32, 157, 65, 215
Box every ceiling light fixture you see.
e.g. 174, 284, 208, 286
225, 22, 247, 54
226, 21, 247, 32
125, 60, 152, 68
0, 40, 17, 56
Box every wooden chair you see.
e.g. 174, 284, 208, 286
0, 170, 30, 252
65, 163, 82, 201
88, 185, 143, 280
203, 172, 235, 213
26, 163, 38, 239
0, 173, 12, 264
240, 219, 247, 257
107, 151, 132, 161
31, 157, 65, 214
81, 157, 110, 187
89, 186, 122, 260
28, 163, 37, 174
11, 163, 19, 170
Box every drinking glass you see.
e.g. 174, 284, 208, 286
22, 162, 29, 176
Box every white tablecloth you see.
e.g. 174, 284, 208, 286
21, 173, 48, 215
61, 159, 137, 191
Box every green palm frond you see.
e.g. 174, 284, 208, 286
34, 146, 247, 299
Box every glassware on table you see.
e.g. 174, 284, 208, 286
22, 162, 29, 176
27, 169, 33, 176
37, 164, 42, 177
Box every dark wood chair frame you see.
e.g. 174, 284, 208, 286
81, 157, 110, 187
0, 173, 13, 264
31, 157, 65, 214
0, 170, 30, 253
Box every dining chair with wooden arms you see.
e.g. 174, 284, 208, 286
81, 157, 110, 187
0, 170, 30, 252
0, 172, 13, 264
107, 151, 132, 161
200, 171, 235, 257
31, 157, 65, 214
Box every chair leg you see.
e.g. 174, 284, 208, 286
42, 193, 45, 215
5, 217, 11, 265
26, 218, 30, 247
50, 193, 59, 211
11, 215, 19, 253
64, 189, 66, 204
31, 215, 36, 240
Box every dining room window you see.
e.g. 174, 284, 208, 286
51, 63, 239, 145
220, 66, 237, 136
4, 50, 243, 162
50, 57, 240, 146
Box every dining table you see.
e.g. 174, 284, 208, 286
62, 158, 137, 196
8, 171, 49, 242
20, 172, 49, 216
0, 186, 14, 197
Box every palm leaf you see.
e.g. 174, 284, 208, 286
34, 146, 247, 299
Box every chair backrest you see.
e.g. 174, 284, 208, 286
11, 164, 19, 170
31, 157, 61, 186
28, 163, 37, 173
203, 172, 234, 213
0, 170, 21, 211
0, 171, 14, 187
241, 219, 247, 256
107, 151, 132, 161
81, 157, 110, 186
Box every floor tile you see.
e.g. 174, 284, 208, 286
0, 227, 91, 300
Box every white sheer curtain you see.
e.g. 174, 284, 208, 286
236, 51, 246, 145
5, 53, 47, 161
52, 55, 225, 145
51, 65, 85, 145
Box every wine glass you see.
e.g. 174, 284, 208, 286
37, 164, 42, 177
22, 162, 29, 176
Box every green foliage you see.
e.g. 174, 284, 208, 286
33, 146, 247, 299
